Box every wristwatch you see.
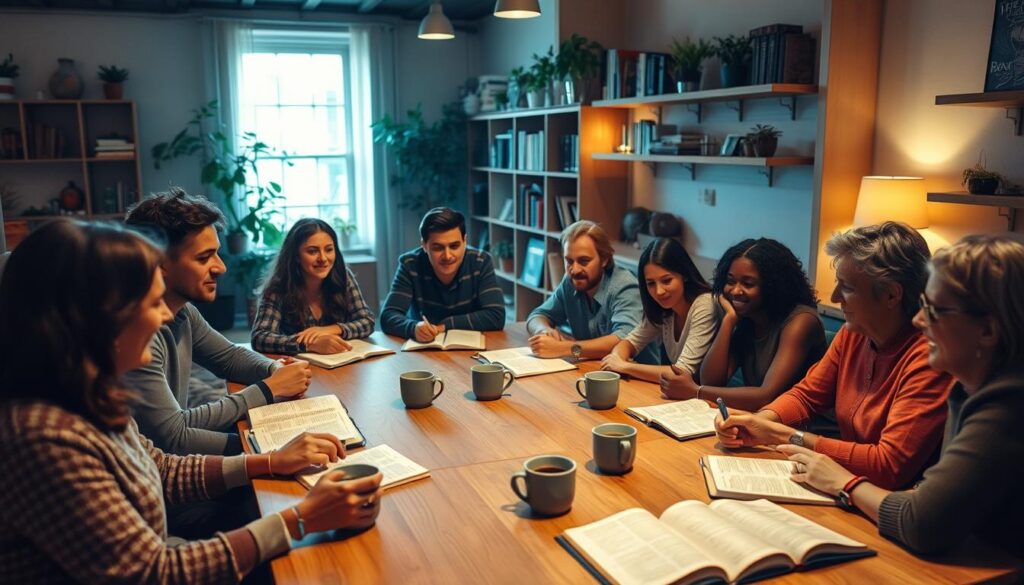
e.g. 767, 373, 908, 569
838, 476, 869, 509
570, 342, 583, 362
788, 430, 805, 447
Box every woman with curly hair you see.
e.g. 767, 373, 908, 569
252, 218, 375, 355
715, 222, 955, 490
661, 237, 826, 411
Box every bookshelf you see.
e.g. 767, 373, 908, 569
468, 105, 629, 321
1, 99, 143, 249
927, 191, 1024, 230
593, 83, 818, 122
934, 90, 1024, 136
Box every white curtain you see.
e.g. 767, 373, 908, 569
350, 23, 398, 306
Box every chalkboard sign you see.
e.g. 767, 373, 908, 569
984, 0, 1024, 91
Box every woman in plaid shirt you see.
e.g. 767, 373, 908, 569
252, 218, 375, 355
0, 221, 383, 584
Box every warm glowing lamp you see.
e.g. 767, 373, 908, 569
494, 0, 541, 19
853, 176, 929, 228
418, 2, 455, 40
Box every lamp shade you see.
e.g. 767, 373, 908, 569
853, 176, 929, 229
494, 0, 541, 18
418, 2, 455, 40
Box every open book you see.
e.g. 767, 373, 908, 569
402, 329, 485, 352
297, 444, 430, 490
247, 394, 365, 453
561, 498, 873, 585
474, 346, 577, 378
297, 339, 395, 369
701, 455, 835, 505
625, 399, 718, 440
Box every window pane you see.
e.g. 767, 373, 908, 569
277, 54, 314, 105
242, 54, 278, 106
253, 106, 282, 151
282, 158, 320, 207
279, 107, 317, 154
321, 157, 350, 205
314, 106, 348, 153
310, 54, 344, 106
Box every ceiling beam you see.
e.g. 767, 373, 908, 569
357, 0, 383, 12
301, 0, 321, 9
403, 0, 433, 19
240, 0, 255, 7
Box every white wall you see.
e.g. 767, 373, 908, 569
477, 0, 559, 76
874, 0, 1024, 240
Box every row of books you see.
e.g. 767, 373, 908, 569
0, 127, 22, 159
518, 182, 545, 229
604, 50, 672, 100
29, 124, 68, 159
650, 133, 714, 156
477, 75, 507, 113
92, 181, 137, 214
558, 134, 579, 172
491, 130, 545, 170
750, 23, 816, 85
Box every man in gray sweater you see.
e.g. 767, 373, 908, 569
124, 189, 311, 457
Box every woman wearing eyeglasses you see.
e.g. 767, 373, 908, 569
773, 235, 1024, 558
715, 222, 955, 490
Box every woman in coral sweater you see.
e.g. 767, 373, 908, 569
715, 222, 954, 490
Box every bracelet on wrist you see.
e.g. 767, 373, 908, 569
291, 505, 306, 539
696, 385, 704, 400
267, 453, 274, 477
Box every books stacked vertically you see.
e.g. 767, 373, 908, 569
603, 50, 673, 99
94, 136, 136, 159
29, 124, 66, 158
749, 24, 816, 85
559, 134, 578, 172
516, 130, 545, 171
553, 195, 575, 230
477, 75, 508, 112
0, 127, 23, 159
649, 133, 712, 156
518, 182, 544, 229
490, 131, 514, 169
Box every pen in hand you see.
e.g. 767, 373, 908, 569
716, 397, 729, 420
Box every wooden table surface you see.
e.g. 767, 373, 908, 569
246, 326, 1019, 584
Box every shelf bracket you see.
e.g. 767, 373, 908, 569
687, 104, 703, 123
779, 96, 797, 120
681, 163, 695, 181
757, 167, 775, 187
726, 100, 745, 121
1006, 107, 1023, 136
999, 207, 1018, 230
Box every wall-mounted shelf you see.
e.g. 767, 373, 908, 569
591, 152, 814, 186
927, 191, 1024, 230
593, 83, 818, 122
935, 90, 1024, 136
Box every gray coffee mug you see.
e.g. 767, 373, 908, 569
400, 370, 444, 409
333, 463, 382, 529
575, 371, 620, 410
471, 364, 515, 400
592, 423, 637, 474
510, 455, 576, 516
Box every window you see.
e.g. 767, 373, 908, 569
239, 30, 368, 250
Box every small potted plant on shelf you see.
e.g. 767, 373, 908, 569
332, 217, 358, 249
528, 47, 557, 108
491, 239, 514, 274
746, 124, 782, 157
961, 163, 1004, 195
714, 35, 752, 88
507, 66, 528, 110
669, 37, 712, 92
0, 54, 19, 100
97, 65, 129, 100
555, 33, 604, 104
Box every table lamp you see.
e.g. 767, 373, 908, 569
853, 176, 928, 228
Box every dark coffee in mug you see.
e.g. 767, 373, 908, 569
533, 466, 567, 474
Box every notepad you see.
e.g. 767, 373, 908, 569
701, 455, 835, 505
297, 444, 430, 490
561, 499, 872, 585
298, 339, 395, 369
247, 394, 365, 453
402, 329, 486, 351
474, 346, 577, 378
624, 399, 719, 441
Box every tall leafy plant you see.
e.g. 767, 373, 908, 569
371, 101, 467, 212
151, 100, 289, 248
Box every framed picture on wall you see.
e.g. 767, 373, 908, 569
521, 237, 546, 288
984, 1, 1024, 91
719, 134, 743, 156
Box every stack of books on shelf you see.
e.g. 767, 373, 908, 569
750, 24, 816, 85
478, 75, 507, 112
93, 136, 135, 159
650, 133, 713, 156
518, 182, 544, 229
93, 181, 137, 214
490, 131, 514, 169
29, 124, 67, 158
559, 134, 579, 172
603, 49, 672, 100
1, 127, 23, 159
516, 130, 544, 171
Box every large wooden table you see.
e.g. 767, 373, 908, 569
247, 326, 1019, 584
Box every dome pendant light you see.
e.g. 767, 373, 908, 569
418, 2, 455, 40
494, 0, 541, 19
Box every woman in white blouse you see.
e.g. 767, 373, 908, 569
601, 238, 719, 383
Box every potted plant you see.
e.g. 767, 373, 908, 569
332, 217, 358, 249
714, 35, 752, 88
372, 101, 467, 212
491, 239, 514, 273
555, 34, 604, 104
0, 54, 19, 100
507, 66, 527, 109
151, 100, 289, 255
961, 163, 1004, 195
669, 37, 712, 92
528, 47, 557, 107
746, 124, 782, 157
460, 76, 480, 116
97, 65, 129, 100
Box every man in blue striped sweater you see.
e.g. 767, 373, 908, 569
381, 207, 506, 340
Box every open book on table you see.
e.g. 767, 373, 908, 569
247, 394, 365, 453
297, 339, 395, 369
561, 498, 873, 585
402, 329, 485, 351
473, 346, 577, 378
625, 399, 718, 441
701, 455, 835, 505
297, 444, 430, 490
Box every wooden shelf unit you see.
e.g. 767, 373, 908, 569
591, 153, 814, 186
1, 99, 143, 249
935, 90, 1024, 135
468, 105, 629, 320
927, 191, 1024, 230
593, 83, 818, 122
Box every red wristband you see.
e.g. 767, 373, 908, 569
841, 475, 869, 506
